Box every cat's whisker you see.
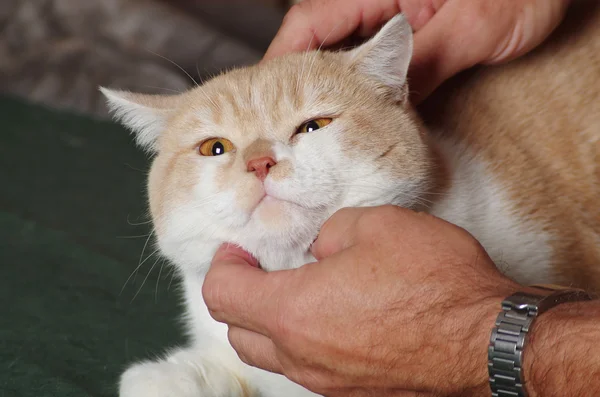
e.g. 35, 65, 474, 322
146, 49, 199, 87
116, 234, 152, 239
126, 214, 153, 226
146, 49, 220, 110
166, 267, 178, 292
138, 228, 156, 268
195, 61, 205, 85
124, 163, 149, 175
304, 17, 349, 99
122, 227, 155, 292
196, 86, 220, 110
131, 254, 162, 303
142, 85, 183, 94
120, 247, 160, 296
296, 33, 315, 96
154, 258, 166, 303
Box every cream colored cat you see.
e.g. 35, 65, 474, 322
102, 2, 600, 396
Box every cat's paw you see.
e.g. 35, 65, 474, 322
119, 357, 255, 397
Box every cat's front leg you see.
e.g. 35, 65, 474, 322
119, 347, 256, 397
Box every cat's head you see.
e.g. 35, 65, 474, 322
101, 15, 436, 272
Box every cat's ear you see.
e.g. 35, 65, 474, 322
344, 14, 413, 101
100, 87, 179, 152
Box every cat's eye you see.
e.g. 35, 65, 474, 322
198, 138, 235, 156
296, 118, 333, 134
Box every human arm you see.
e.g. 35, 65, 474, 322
522, 300, 600, 397
203, 206, 600, 397
264, 0, 572, 104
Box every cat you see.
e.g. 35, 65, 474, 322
101, 1, 600, 396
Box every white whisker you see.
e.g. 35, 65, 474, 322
146, 49, 199, 87
131, 255, 162, 303
296, 33, 315, 96
120, 246, 159, 296
154, 259, 166, 303
167, 267, 177, 291
116, 234, 152, 239
142, 85, 183, 94
126, 214, 152, 226
305, 17, 348, 94
138, 229, 156, 270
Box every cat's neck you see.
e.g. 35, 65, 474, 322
427, 135, 554, 285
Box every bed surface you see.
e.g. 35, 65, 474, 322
1, 95, 183, 397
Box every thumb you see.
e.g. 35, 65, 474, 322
203, 244, 274, 335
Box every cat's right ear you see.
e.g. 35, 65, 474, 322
100, 87, 178, 152
344, 14, 413, 102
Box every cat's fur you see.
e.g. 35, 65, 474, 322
102, 1, 600, 396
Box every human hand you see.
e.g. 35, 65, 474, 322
264, 0, 571, 103
203, 206, 523, 397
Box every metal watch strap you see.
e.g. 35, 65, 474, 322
488, 286, 593, 397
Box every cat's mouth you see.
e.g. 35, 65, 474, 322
250, 193, 296, 216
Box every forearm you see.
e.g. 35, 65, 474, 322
523, 300, 600, 397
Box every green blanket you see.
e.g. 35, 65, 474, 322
0, 96, 184, 397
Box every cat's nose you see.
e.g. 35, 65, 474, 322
247, 156, 277, 181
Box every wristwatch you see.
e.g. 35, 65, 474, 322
488, 284, 593, 397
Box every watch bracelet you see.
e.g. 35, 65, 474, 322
488, 307, 532, 397
488, 288, 593, 397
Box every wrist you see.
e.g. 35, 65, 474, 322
451, 282, 526, 397
474, 285, 600, 397
522, 299, 600, 397
457, 284, 566, 397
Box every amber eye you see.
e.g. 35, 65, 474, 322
198, 138, 235, 156
296, 118, 333, 134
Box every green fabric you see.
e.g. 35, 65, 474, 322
0, 96, 184, 397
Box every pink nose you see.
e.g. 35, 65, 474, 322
247, 156, 277, 181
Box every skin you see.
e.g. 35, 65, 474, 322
203, 206, 600, 397
263, 0, 572, 103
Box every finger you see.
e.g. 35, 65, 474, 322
407, 3, 463, 104
483, 0, 569, 65
310, 207, 370, 260
228, 326, 284, 374
203, 244, 279, 335
264, 0, 404, 61
408, 0, 508, 104
264, 1, 362, 61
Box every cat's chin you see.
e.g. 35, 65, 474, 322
252, 195, 298, 227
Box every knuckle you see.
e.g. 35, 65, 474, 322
357, 205, 404, 239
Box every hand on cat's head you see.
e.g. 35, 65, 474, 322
265, 0, 571, 103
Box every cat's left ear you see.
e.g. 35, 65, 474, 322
344, 14, 413, 102
100, 87, 179, 152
